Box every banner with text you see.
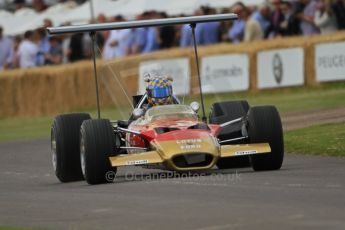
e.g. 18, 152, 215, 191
201, 54, 249, 93
138, 58, 190, 95
315, 41, 345, 82
257, 48, 304, 89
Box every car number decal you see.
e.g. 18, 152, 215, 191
126, 160, 149, 165
235, 150, 258, 156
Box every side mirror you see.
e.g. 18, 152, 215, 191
132, 108, 145, 120
190, 101, 200, 113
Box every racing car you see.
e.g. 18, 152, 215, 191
49, 14, 284, 185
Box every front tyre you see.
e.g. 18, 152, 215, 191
51, 113, 91, 182
80, 119, 118, 185
247, 106, 284, 171
209, 100, 250, 169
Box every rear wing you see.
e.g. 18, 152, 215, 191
47, 14, 238, 34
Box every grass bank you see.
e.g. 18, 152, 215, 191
1, 83, 345, 142
285, 122, 345, 156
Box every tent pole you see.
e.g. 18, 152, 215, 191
89, 0, 95, 23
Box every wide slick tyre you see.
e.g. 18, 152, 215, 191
247, 106, 284, 171
209, 100, 250, 169
51, 113, 91, 182
80, 119, 118, 185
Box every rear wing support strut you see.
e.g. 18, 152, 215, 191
90, 32, 101, 119
190, 23, 207, 123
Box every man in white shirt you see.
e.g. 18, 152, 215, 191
102, 29, 119, 60
17, 30, 39, 68
102, 15, 131, 60
0, 26, 14, 70
114, 29, 131, 58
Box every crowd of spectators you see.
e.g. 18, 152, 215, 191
1, 0, 345, 70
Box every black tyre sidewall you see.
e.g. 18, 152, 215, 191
81, 119, 117, 185
51, 113, 91, 182
209, 100, 249, 123
247, 106, 284, 171
209, 100, 250, 169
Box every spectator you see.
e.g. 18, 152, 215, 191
142, 27, 158, 53
69, 33, 85, 62
268, 0, 285, 38
14, 0, 26, 11
96, 14, 106, 50
16, 30, 39, 68
102, 15, 131, 59
279, 1, 301, 36
0, 26, 14, 70
180, 9, 207, 47
36, 28, 50, 66
1, 2, 344, 69
158, 12, 176, 49
298, 0, 320, 35
102, 16, 119, 60
219, 8, 232, 42
36, 19, 53, 65
251, 3, 272, 37
82, 32, 92, 59
179, 9, 202, 47
130, 28, 147, 54
332, 0, 345, 30
130, 27, 147, 54
142, 12, 159, 53
314, 0, 337, 34
61, 33, 71, 64
12, 36, 22, 67
115, 29, 132, 58
228, 2, 246, 43
196, 7, 220, 46
32, 0, 47, 13
44, 36, 62, 65
196, 22, 220, 45
244, 7, 264, 42
179, 24, 193, 47
130, 13, 150, 54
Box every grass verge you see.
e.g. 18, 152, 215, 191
1, 82, 345, 142
285, 122, 345, 156
0, 107, 124, 142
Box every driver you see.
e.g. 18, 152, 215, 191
145, 75, 174, 107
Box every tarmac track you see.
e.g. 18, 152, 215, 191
0, 109, 345, 230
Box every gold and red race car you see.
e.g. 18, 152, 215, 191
51, 99, 283, 185
49, 14, 284, 185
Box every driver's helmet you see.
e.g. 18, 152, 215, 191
145, 75, 173, 106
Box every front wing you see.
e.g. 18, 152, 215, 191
109, 143, 271, 168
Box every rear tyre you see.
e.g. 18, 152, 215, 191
247, 106, 284, 171
209, 101, 250, 169
51, 113, 91, 182
80, 119, 119, 185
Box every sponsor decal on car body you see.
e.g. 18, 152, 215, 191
235, 150, 257, 156
127, 160, 149, 165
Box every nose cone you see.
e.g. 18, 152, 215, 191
152, 130, 220, 170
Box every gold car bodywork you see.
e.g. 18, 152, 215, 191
109, 105, 271, 171
109, 136, 271, 171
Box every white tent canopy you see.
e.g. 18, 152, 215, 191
2, 0, 265, 36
